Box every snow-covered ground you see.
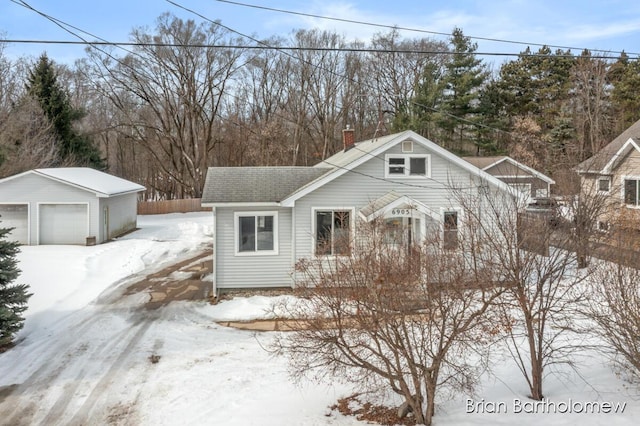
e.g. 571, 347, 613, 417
0, 212, 638, 425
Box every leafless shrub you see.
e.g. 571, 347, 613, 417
274, 218, 504, 426
585, 259, 640, 382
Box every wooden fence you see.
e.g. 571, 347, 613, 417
137, 198, 211, 215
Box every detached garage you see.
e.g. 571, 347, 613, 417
0, 168, 145, 245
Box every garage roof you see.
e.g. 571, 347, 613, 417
0, 168, 145, 197
34, 168, 145, 197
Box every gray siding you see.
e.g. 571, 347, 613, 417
0, 173, 98, 245
216, 206, 293, 288
293, 142, 479, 261
485, 162, 549, 197
99, 193, 139, 241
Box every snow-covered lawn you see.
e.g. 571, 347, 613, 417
0, 212, 638, 425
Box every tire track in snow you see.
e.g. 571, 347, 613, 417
37, 316, 156, 426
66, 316, 155, 425
0, 313, 142, 425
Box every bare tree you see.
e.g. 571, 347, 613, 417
586, 261, 640, 382
454, 181, 601, 400
274, 215, 504, 426
88, 13, 246, 199
0, 98, 58, 177
569, 51, 613, 161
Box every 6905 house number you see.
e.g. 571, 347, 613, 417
391, 208, 412, 216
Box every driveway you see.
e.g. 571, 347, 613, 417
0, 248, 213, 426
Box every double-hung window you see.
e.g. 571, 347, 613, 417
443, 211, 459, 250
624, 178, 640, 206
385, 154, 430, 178
315, 209, 351, 255
235, 212, 278, 255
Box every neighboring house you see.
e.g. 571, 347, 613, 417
462, 156, 554, 200
0, 168, 145, 245
202, 130, 516, 295
576, 118, 640, 230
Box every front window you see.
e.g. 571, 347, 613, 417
315, 210, 351, 255
624, 179, 639, 206
385, 154, 430, 178
236, 212, 277, 255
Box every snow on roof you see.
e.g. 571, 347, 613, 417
34, 168, 145, 197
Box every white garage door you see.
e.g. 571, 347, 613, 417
0, 204, 28, 245
39, 204, 88, 245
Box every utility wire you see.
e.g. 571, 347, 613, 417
213, 0, 640, 57
0, 38, 632, 60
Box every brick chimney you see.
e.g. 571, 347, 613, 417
343, 126, 355, 151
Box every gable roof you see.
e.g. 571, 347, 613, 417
576, 118, 640, 174
280, 130, 516, 206
462, 155, 508, 170
202, 130, 516, 207
201, 167, 331, 206
0, 168, 145, 197
462, 155, 555, 184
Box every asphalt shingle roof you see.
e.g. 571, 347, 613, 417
201, 167, 331, 204
461, 156, 507, 170
576, 118, 640, 173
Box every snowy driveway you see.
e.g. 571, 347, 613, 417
0, 213, 354, 426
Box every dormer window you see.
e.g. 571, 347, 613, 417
385, 154, 430, 178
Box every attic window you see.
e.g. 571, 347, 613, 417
402, 141, 413, 153
385, 154, 430, 178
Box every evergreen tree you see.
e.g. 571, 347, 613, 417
497, 46, 575, 132
25, 54, 104, 169
609, 52, 640, 133
393, 61, 445, 139
437, 27, 489, 154
0, 225, 31, 348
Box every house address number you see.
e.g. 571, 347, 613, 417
391, 208, 413, 216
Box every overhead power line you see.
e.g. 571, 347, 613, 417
213, 0, 640, 57
0, 38, 630, 60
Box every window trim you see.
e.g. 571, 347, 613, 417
234, 211, 279, 256
311, 207, 355, 257
384, 154, 431, 179
621, 176, 640, 208
597, 177, 611, 193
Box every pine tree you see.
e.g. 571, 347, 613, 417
25, 54, 104, 169
437, 27, 489, 154
609, 52, 640, 133
0, 225, 31, 348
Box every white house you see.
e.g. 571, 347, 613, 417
202, 130, 515, 295
0, 168, 145, 245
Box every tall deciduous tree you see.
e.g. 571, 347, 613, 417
0, 225, 31, 349
90, 14, 245, 199
26, 54, 104, 169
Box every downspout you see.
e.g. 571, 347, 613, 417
212, 207, 217, 298
290, 202, 296, 288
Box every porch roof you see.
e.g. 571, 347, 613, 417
359, 191, 440, 222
